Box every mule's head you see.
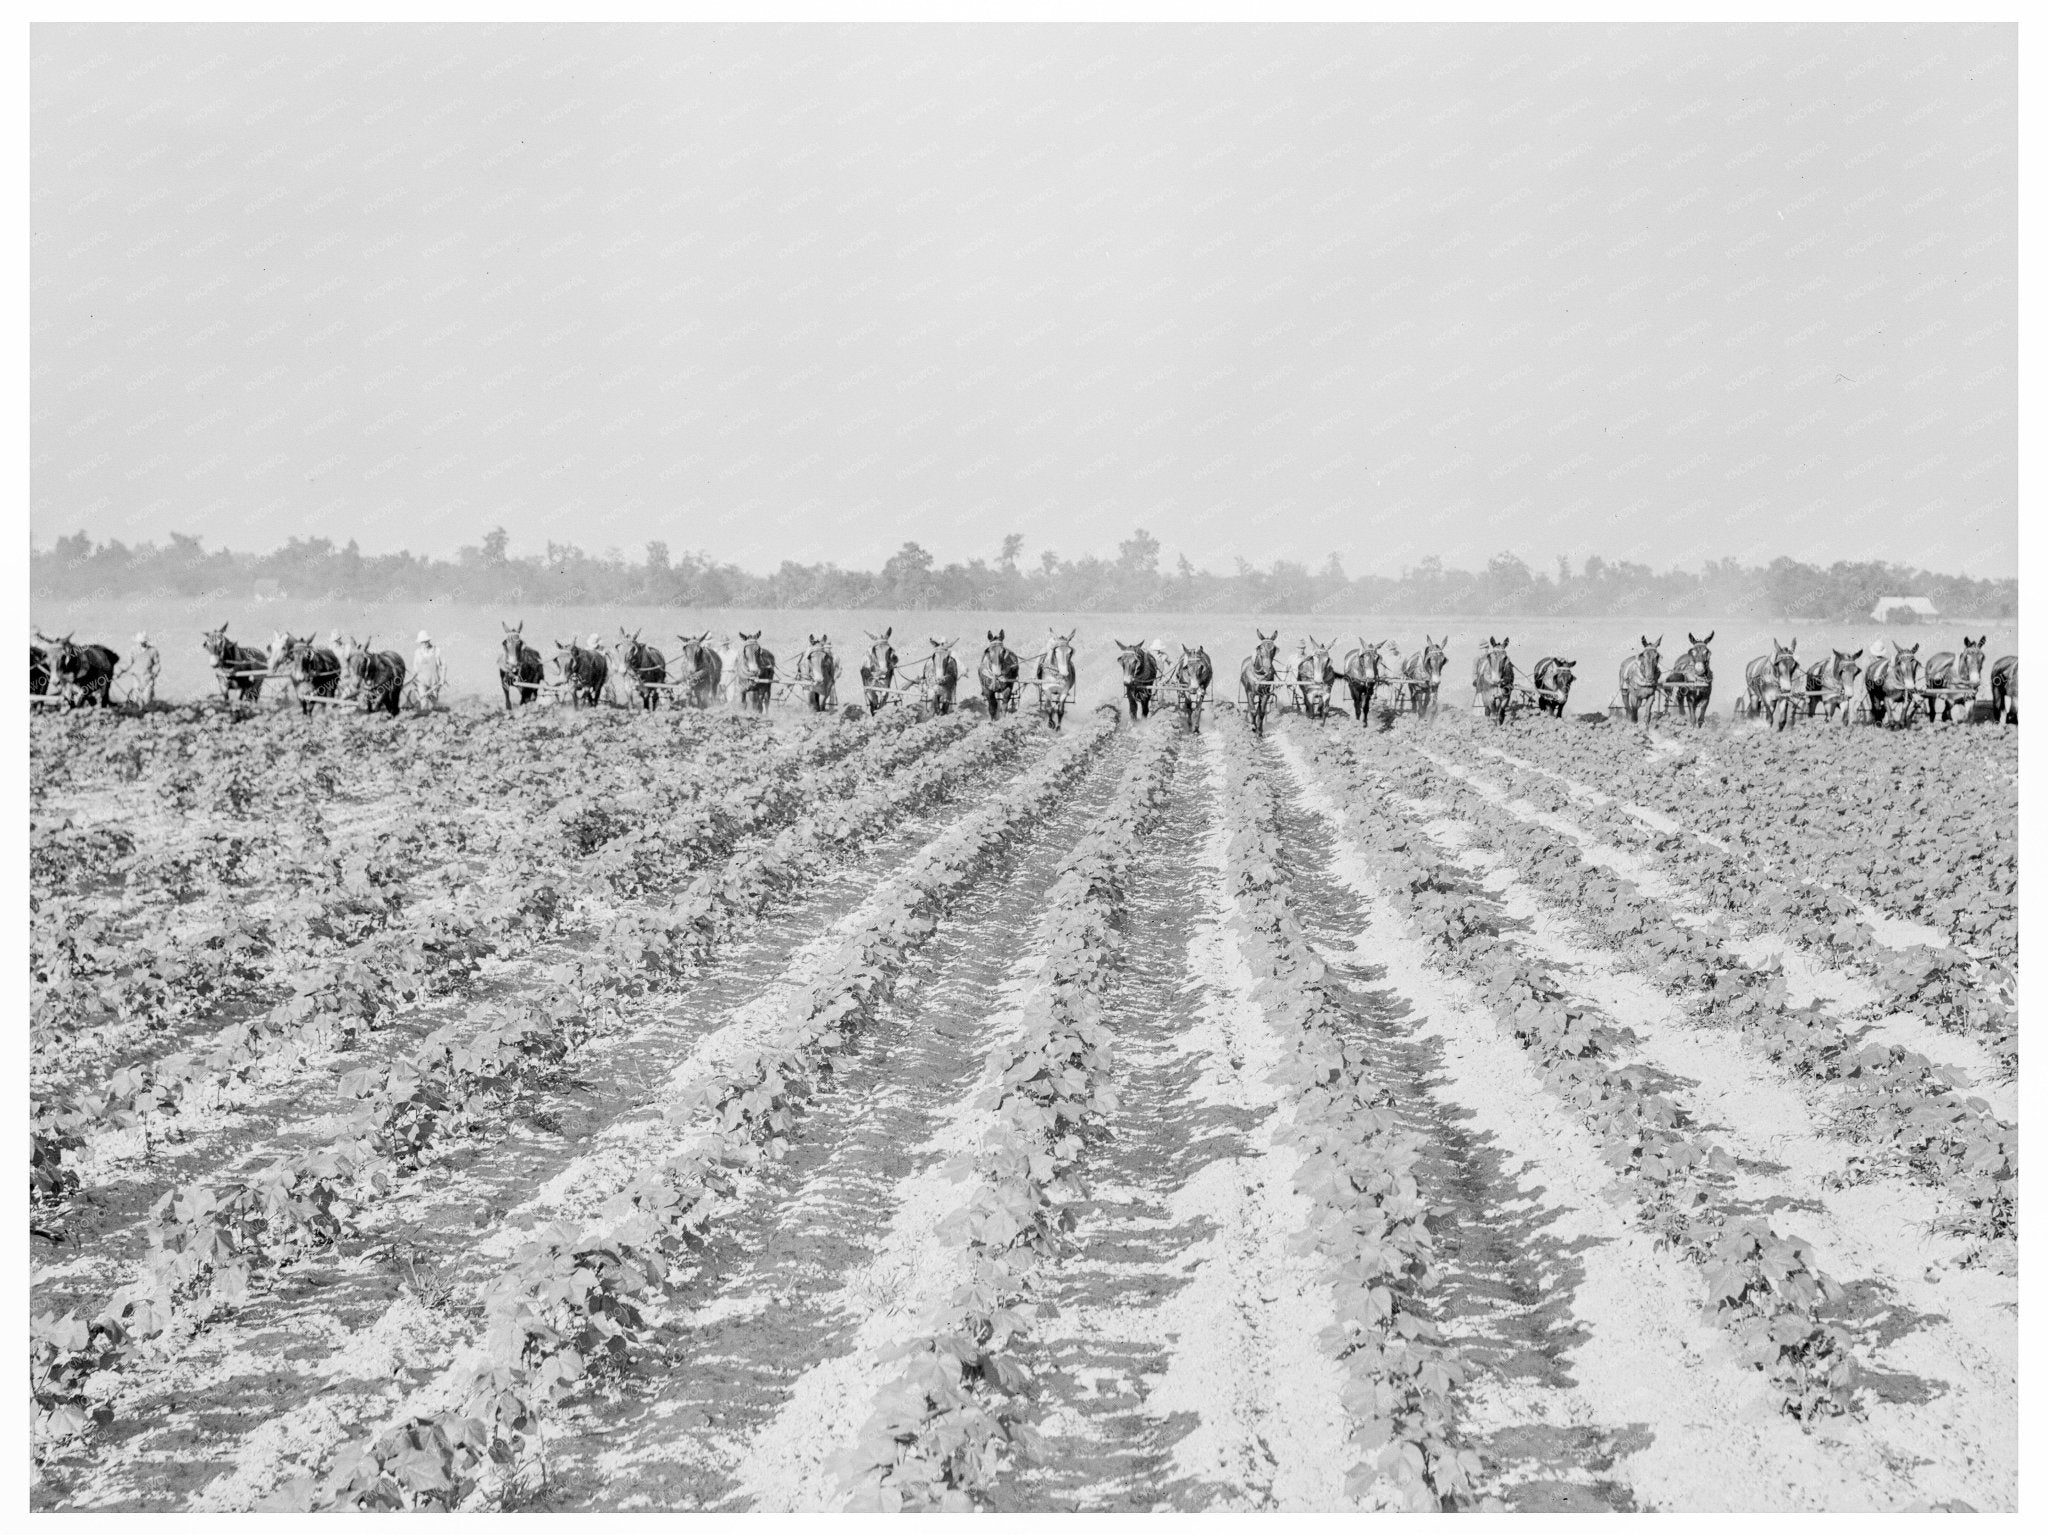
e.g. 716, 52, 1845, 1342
1958, 635, 1989, 686
1680, 632, 1713, 673
1253, 630, 1279, 668
868, 631, 896, 674
47, 633, 85, 681
201, 623, 231, 661
1889, 642, 1923, 689
1547, 657, 1578, 692
1767, 638, 1800, 689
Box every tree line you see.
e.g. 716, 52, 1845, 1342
31, 526, 2017, 621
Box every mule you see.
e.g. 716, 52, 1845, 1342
1295, 636, 1339, 721
978, 630, 1020, 718
1742, 639, 1801, 731
202, 623, 268, 707
1665, 632, 1714, 727
1803, 648, 1863, 723
1990, 655, 2018, 724
1863, 643, 1922, 728
1115, 638, 1156, 722
799, 634, 838, 713
735, 631, 776, 713
41, 633, 119, 709
1472, 637, 1514, 726
1923, 636, 1989, 722
1618, 635, 1663, 724
275, 633, 341, 717
860, 628, 898, 715
30, 643, 49, 699
1239, 629, 1280, 737
500, 623, 546, 709
928, 637, 959, 715
1399, 635, 1447, 720
552, 638, 608, 709
1037, 628, 1077, 731
671, 632, 722, 709
618, 628, 669, 711
1340, 639, 1393, 724
343, 638, 407, 715
1175, 644, 1214, 734
1532, 656, 1577, 718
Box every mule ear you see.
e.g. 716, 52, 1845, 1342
1979, 635, 1988, 648
1704, 630, 1714, 644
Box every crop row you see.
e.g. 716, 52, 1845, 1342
30, 710, 977, 1174
1384, 742, 2016, 1246
1218, 726, 1490, 1508
1487, 721, 2016, 968
835, 723, 1180, 1510
1458, 740, 2017, 1076
1287, 725, 1863, 1424
269, 717, 1121, 1509
29, 706, 910, 1077
30, 717, 1045, 1452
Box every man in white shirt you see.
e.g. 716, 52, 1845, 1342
131, 631, 160, 705
411, 630, 446, 709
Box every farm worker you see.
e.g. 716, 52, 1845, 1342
131, 631, 159, 705
411, 630, 446, 709
717, 634, 740, 702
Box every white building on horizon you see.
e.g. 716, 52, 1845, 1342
1870, 595, 1939, 622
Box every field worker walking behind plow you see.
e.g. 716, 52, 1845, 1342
128, 631, 160, 705
717, 634, 741, 704
409, 631, 447, 710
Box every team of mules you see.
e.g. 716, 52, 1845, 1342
28, 621, 2019, 731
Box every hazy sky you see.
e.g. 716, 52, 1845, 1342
31, 24, 2016, 578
